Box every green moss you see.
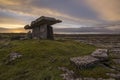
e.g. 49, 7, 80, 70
78, 66, 111, 78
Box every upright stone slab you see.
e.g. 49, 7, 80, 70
24, 16, 62, 39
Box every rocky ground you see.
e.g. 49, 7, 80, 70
59, 48, 120, 80
0, 38, 119, 80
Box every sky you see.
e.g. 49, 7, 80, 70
0, 0, 120, 33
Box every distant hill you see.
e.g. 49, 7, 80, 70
54, 27, 120, 34
0, 27, 120, 34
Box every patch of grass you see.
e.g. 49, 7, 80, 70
78, 66, 111, 78
0, 40, 96, 80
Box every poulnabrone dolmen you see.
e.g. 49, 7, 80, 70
24, 16, 62, 39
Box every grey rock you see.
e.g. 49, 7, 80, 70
97, 78, 115, 80
109, 48, 120, 54
106, 73, 120, 79
59, 67, 77, 80
91, 49, 108, 61
83, 77, 96, 80
5, 52, 22, 64
75, 78, 82, 80
112, 59, 120, 64
70, 55, 99, 69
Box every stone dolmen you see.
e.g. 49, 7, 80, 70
24, 16, 62, 39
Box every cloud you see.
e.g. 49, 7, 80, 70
85, 0, 120, 21
0, 0, 119, 33
0, 27, 26, 33
0, 0, 100, 23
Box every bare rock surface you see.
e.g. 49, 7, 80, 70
58, 67, 77, 80
83, 77, 96, 80
5, 52, 22, 64
112, 59, 120, 64
106, 73, 120, 80
70, 49, 109, 69
0, 42, 11, 49
59, 46, 120, 80
97, 78, 115, 80
91, 49, 108, 61
58, 67, 115, 80
70, 56, 99, 69
109, 48, 120, 54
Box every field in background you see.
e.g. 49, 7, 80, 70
55, 34, 120, 48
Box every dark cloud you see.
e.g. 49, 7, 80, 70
31, 0, 100, 21
0, 10, 35, 23
0, 27, 25, 33
0, 0, 119, 33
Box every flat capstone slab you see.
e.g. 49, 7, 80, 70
70, 56, 99, 69
91, 49, 108, 60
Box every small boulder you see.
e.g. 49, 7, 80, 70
91, 49, 108, 61
70, 55, 99, 69
9, 52, 22, 61
5, 52, 22, 64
